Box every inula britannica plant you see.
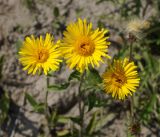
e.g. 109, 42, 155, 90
17, 18, 144, 137
1, 0, 160, 136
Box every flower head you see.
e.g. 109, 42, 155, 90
19, 33, 62, 75
102, 58, 140, 100
126, 19, 150, 39
61, 18, 110, 72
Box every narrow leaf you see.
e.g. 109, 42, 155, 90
57, 129, 70, 136
53, 7, 60, 17
84, 69, 102, 89
68, 70, 81, 81
48, 82, 70, 91
25, 93, 38, 107
94, 113, 115, 132
86, 111, 98, 135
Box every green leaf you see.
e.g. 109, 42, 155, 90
86, 92, 106, 111
141, 93, 157, 122
68, 70, 81, 81
116, 47, 128, 58
0, 92, 10, 126
25, 93, 45, 113
57, 129, 70, 136
24, 0, 35, 10
84, 69, 102, 89
34, 103, 45, 113
58, 116, 70, 124
16, 39, 23, 54
49, 111, 57, 123
86, 111, 98, 135
0, 55, 4, 79
143, 51, 158, 72
75, 8, 83, 16
87, 93, 96, 111
97, 20, 105, 29
0, 93, 9, 112
25, 92, 38, 107
69, 116, 81, 125
48, 82, 70, 91
94, 113, 115, 132
53, 7, 60, 17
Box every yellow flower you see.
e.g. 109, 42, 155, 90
126, 19, 150, 39
19, 33, 62, 75
102, 58, 140, 100
61, 18, 110, 72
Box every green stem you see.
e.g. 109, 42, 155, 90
129, 43, 133, 61
130, 96, 134, 122
45, 76, 50, 118
78, 71, 85, 137
129, 42, 134, 122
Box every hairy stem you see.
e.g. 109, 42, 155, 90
78, 71, 85, 137
129, 43, 133, 61
45, 76, 50, 118
129, 43, 134, 122
130, 96, 134, 122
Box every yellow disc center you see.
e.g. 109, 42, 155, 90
37, 49, 49, 63
76, 37, 95, 56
